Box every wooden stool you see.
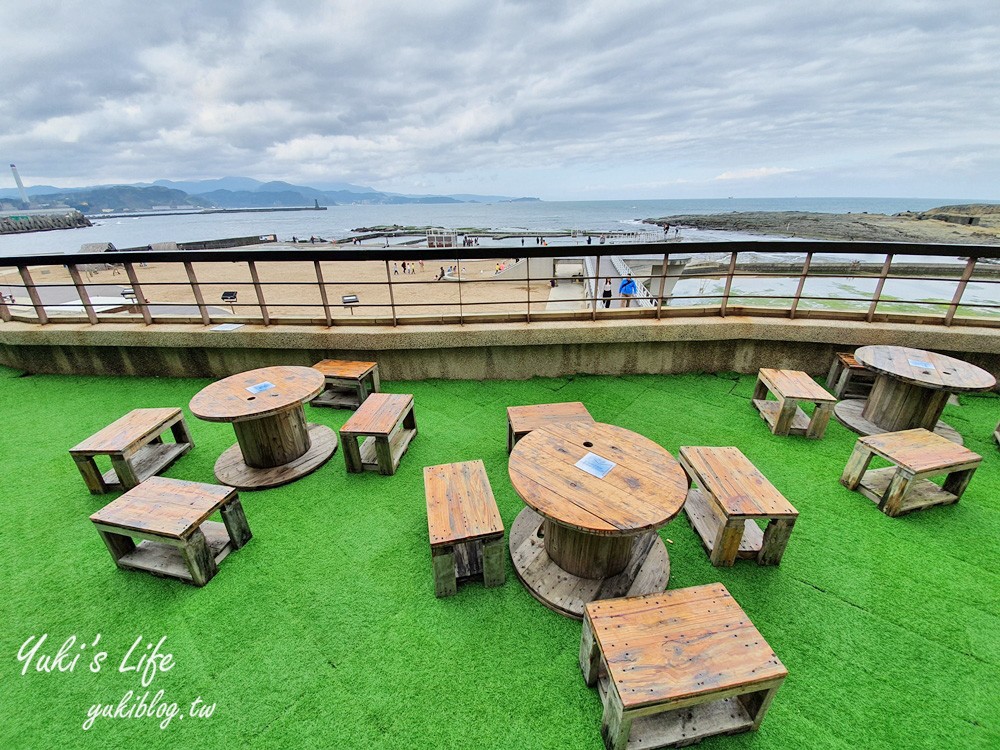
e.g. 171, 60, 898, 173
340, 393, 417, 475
752, 368, 836, 438
310, 359, 380, 409
825, 351, 875, 399
70, 408, 194, 494
506, 401, 594, 453
89, 476, 252, 586
424, 460, 505, 597
679, 446, 798, 567
840, 428, 981, 517
580, 584, 787, 750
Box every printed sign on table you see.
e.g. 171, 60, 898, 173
575, 452, 616, 478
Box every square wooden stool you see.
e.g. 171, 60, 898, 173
840, 428, 982, 517
580, 585, 787, 750
310, 359, 380, 409
70, 407, 194, 494
679, 446, 798, 567
825, 351, 875, 399
90, 476, 252, 586
424, 460, 505, 597
752, 368, 836, 438
506, 401, 595, 453
340, 393, 417, 475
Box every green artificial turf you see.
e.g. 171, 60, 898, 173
1, 366, 998, 749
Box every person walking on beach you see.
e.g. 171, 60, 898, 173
619, 275, 637, 308
393, 263, 399, 275
602, 278, 613, 308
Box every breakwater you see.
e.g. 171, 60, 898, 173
1, 210, 92, 235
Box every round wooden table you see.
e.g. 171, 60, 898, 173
507, 421, 688, 619
190, 366, 337, 489
834, 345, 996, 445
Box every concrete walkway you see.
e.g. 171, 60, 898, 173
544, 283, 591, 311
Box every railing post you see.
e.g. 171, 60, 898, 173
591, 255, 600, 321
656, 253, 670, 320
719, 251, 738, 317
313, 261, 333, 327
17, 266, 48, 324
525, 255, 532, 323
866, 254, 893, 323
183, 262, 211, 325
67, 264, 98, 324
456, 257, 464, 324
788, 252, 813, 320
944, 256, 977, 326
123, 262, 153, 325
384, 261, 397, 326
247, 261, 270, 325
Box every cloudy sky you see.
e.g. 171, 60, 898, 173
1, 1, 997, 200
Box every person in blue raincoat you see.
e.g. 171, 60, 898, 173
619, 275, 638, 308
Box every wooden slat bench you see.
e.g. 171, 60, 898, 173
310, 359, 380, 409
752, 368, 836, 438
825, 351, 875, 399
679, 446, 798, 567
90, 476, 252, 586
506, 401, 595, 453
580, 584, 787, 750
424, 459, 505, 597
70, 407, 194, 494
840, 428, 982, 517
340, 393, 417, 475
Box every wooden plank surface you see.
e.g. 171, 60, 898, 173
506, 401, 595, 433
189, 366, 324, 422
90, 476, 234, 539
855, 345, 996, 391
759, 368, 836, 403
312, 359, 377, 379
754, 399, 811, 434
100, 443, 191, 487
508, 422, 687, 535
341, 393, 413, 436
859, 467, 961, 513
861, 428, 981, 472
585, 584, 787, 710
679, 446, 796, 518
425, 460, 504, 548
70, 408, 181, 454
683, 488, 764, 557
115, 521, 233, 582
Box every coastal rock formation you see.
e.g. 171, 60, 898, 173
646, 205, 1000, 244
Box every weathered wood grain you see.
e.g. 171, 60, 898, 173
189, 366, 325, 422
506, 401, 595, 452
311, 359, 380, 410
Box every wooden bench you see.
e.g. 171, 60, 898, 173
70, 408, 194, 494
340, 393, 417, 475
840, 428, 981, 517
89, 476, 252, 586
679, 446, 798, 567
825, 351, 875, 399
506, 401, 595, 453
752, 368, 836, 438
424, 460, 505, 597
310, 359, 380, 409
580, 584, 787, 750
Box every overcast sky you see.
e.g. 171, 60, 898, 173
1, 1, 997, 200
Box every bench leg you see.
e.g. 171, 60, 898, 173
711, 518, 744, 567
825, 358, 842, 393
170, 417, 194, 446
840, 443, 873, 490
342, 434, 363, 473
600, 686, 633, 750
773, 397, 797, 436
579, 614, 600, 687
482, 537, 505, 587
220, 496, 253, 549
73, 455, 108, 494
880, 469, 913, 517
740, 683, 783, 731
758, 518, 795, 565
432, 547, 457, 597
181, 529, 218, 587
110, 454, 141, 490
403, 404, 417, 432
375, 436, 395, 475
97, 529, 136, 566
507, 420, 515, 454
752, 376, 768, 401
807, 402, 833, 439
942, 467, 977, 501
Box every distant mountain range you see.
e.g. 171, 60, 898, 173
0, 176, 540, 213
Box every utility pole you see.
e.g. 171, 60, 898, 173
9, 164, 30, 209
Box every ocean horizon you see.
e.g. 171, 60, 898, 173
1, 195, 994, 257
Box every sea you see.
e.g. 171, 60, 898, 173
0, 196, 984, 258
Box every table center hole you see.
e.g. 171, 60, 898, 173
583, 441, 593, 448
247, 396, 256, 400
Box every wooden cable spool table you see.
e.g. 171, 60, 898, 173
190, 366, 337, 489
833, 345, 996, 445
508, 421, 688, 620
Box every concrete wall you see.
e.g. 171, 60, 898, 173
1, 317, 998, 383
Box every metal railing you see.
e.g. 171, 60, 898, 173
1, 241, 998, 328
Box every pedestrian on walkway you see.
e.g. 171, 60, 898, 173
619, 275, 637, 308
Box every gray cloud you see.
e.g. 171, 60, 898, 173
0, 0, 996, 199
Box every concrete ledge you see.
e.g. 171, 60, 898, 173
1, 317, 998, 381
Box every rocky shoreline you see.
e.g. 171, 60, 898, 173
646, 204, 1000, 245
